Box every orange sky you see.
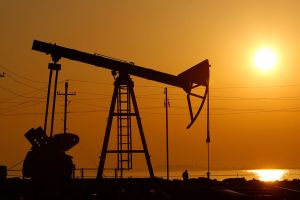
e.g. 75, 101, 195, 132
1, 0, 300, 176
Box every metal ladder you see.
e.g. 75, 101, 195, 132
116, 84, 133, 177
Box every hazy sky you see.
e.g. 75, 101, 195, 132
1, 0, 300, 176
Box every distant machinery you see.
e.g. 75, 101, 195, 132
31, 40, 210, 179
23, 53, 79, 183
23, 127, 79, 183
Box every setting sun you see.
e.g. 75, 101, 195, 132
249, 169, 288, 182
254, 48, 277, 72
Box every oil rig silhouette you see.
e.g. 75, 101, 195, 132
24, 39, 210, 182
3, 40, 300, 200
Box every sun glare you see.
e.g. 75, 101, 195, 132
254, 48, 277, 72
249, 169, 288, 182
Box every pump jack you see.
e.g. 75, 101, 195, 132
32, 40, 210, 179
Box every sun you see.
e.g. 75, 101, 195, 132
254, 48, 277, 72
249, 169, 288, 182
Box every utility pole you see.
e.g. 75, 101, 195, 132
206, 85, 211, 179
164, 87, 170, 180
57, 81, 76, 134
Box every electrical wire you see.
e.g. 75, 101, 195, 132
0, 100, 45, 114
3, 106, 300, 117
3, 63, 300, 89
3, 64, 300, 118
5, 73, 42, 89
69, 79, 111, 85
0, 64, 47, 84
211, 84, 300, 89
0, 85, 42, 99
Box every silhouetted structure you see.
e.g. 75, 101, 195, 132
57, 81, 76, 134
23, 127, 79, 184
32, 40, 210, 179
164, 87, 170, 180
0, 165, 7, 181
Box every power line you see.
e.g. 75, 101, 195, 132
3, 63, 300, 89
0, 64, 47, 83
75, 91, 111, 96
69, 79, 111, 85
3, 107, 300, 117
3, 92, 298, 116
211, 84, 300, 89
75, 91, 166, 100
3, 64, 300, 119
210, 96, 300, 101
4, 63, 300, 101
0, 85, 44, 99
5, 73, 41, 90
69, 77, 300, 89
59, 84, 300, 101
148, 95, 300, 101
69, 78, 300, 89
0, 81, 64, 103
72, 97, 109, 101
72, 101, 103, 108
0, 100, 45, 114
70, 78, 165, 89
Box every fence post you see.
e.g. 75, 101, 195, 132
72, 167, 75, 179
81, 168, 84, 179
114, 168, 117, 178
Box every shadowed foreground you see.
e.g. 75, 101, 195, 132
1, 177, 300, 200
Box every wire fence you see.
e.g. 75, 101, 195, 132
5, 168, 300, 181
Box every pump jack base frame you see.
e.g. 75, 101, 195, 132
96, 73, 154, 179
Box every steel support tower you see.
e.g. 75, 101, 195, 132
97, 72, 154, 178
